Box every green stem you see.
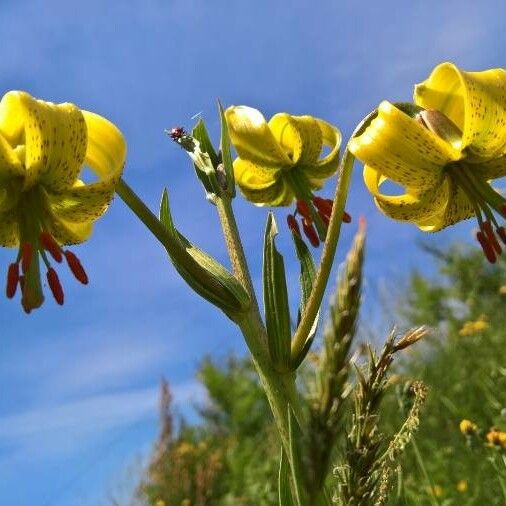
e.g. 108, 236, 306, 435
410, 437, 440, 506
116, 178, 186, 261
290, 110, 378, 362
215, 195, 305, 425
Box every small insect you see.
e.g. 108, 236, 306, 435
168, 126, 186, 140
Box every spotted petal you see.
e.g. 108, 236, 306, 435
363, 165, 451, 229
350, 101, 461, 192
268, 113, 323, 166
474, 154, 506, 181
304, 118, 341, 183
225, 106, 292, 166
46, 110, 126, 242
415, 62, 506, 159
0, 91, 88, 192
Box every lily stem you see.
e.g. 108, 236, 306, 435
215, 194, 305, 456
290, 109, 378, 362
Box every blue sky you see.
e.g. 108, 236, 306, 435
0, 0, 505, 504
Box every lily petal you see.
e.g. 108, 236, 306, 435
0, 132, 24, 181
364, 164, 451, 225
0, 91, 87, 191
474, 154, 506, 181
305, 118, 341, 180
239, 177, 293, 206
268, 113, 323, 165
82, 110, 126, 180
234, 158, 280, 190
0, 208, 19, 246
415, 62, 506, 159
350, 101, 461, 191
225, 106, 292, 166
46, 111, 126, 241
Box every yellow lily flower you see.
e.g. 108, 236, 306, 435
0, 91, 126, 312
225, 106, 342, 246
349, 62, 506, 262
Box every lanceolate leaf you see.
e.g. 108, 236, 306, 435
287, 405, 308, 506
290, 232, 318, 369
218, 100, 236, 197
278, 448, 294, 506
263, 213, 292, 371
159, 189, 249, 320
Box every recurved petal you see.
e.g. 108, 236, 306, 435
238, 177, 293, 206
350, 101, 461, 191
308, 118, 341, 178
82, 110, 126, 181
474, 154, 506, 180
0, 91, 87, 191
268, 113, 323, 165
234, 158, 280, 190
46, 179, 116, 223
0, 132, 24, 181
415, 62, 506, 159
225, 106, 292, 166
363, 165, 451, 225
0, 208, 19, 246
44, 210, 93, 245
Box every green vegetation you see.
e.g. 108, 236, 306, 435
135, 244, 506, 505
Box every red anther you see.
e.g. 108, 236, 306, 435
496, 226, 506, 246
302, 219, 320, 247
483, 221, 502, 255
296, 200, 312, 221
286, 214, 301, 237
6, 263, 19, 298
47, 268, 64, 305
342, 211, 352, 223
312, 196, 333, 216
317, 209, 330, 226
477, 231, 497, 263
21, 242, 33, 274
64, 250, 88, 284
39, 232, 63, 263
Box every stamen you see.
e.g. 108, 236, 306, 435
39, 232, 63, 263
286, 214, 301, 237
476, 231, 497, 263
496, 226, 506, 246
483, 221, 502, 255
296, 200, 312, 221
313, 196, 333, 216
21, 242, 33, 274
343, 211, 352, 224
302, 218, 320, 247
47, 268, 64, 305
64, 251, 88, 285
317, 209, 330, 226
6, 263, 19, 298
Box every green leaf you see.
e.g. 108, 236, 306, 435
159, 189, 250, 320
182, 121, 221, 202
263, 213, 292, 371
193, 118, 219, 168
218, 100, 236, 197
290, 232, 318, 369
278, 448, 294, 506
287, 405, 308, 506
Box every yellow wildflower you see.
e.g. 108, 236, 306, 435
456, 480, 468, 493
458, 314, 489, 336
486, 429, 506, 448
499, 285, 506, 295
427, 485, 443, 497
350, 62, 506, 263
459, 419, 478, 435
226, 106, 345, 247
155, 501, 166, 506
0, 91, 126, 312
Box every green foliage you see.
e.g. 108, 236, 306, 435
382, 245, 506, 505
